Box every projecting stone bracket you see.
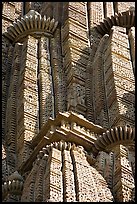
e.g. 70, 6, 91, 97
3, 9, 58, 43
18, 111, 105, 174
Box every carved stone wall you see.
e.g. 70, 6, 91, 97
61, 2, 89, 116
94, 151, 114, 190
2, 2, 22, 33
90, 25, 135, 128
112, 144, 135, 202
108, 26, 135, 127
3, 43, 23, 176
16, 35, 39, 167
2, 2, 135, 203
38, 36, 55, 126
50, 33, 67, 114
117, 2, 135, 13
21, 141, 113, 202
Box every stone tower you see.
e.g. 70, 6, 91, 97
2, 2, 135, 202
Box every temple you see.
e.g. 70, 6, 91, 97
2, 2, 135, 202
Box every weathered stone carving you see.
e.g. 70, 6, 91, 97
20, 141, 113, 202
112, 144, 135, 202
2, 2, 135, 203
2, 171, 24, 201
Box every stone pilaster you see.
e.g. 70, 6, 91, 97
50, 28, 67, 114
16, 35, 39, 168
104, 26, 135, 127
86, 2, 103, 122
34, 152, 48, 202
104, 2, 114, 17
43, 148, 63, 202
5, 43, 22, 173
62, 149, 76, 201
61, 2, 89, 116
38, 36, 55, 127
2, 37, 13, 140
128, 27, 135, 74
71, 146, 113, 202
95, 151, 114, 190
91, 34, 110, 128
112, 144, 135, 202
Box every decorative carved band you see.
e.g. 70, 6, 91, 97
93, 126, 135, 153
3, 10, 58, 42
96, 8, 135, 35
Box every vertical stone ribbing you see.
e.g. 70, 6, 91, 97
21, 160, 40, 202
71, 148, 94, 202
113, 144, 135, 202
2, 37, 7, 139
43, 148, 63, 202
16, 35, 39, 168
5, 43, 22, 173
105, 26, 135, 127
2, 38, 12, 179
61, 2, 89, 116
128, 27, 135, 75
103, 34, 115, 127
50, 28, 67, 114
92, 34, 110, 128
20, 141, 115, 202
95, 151, 114, 190
86, 2, 103, 122
62, 149, 76, 202
2, 43, 14, 179
39, 36, 55, 126
2, 37, 12, 140
70, 147, 113, 202
34, 154, 48, 202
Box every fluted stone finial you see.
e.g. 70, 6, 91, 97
93, 126, 135, 153
3, 10, 58, 42
8, 171, 24, 181
129, 6, 135, 11
2, 171, 24, 199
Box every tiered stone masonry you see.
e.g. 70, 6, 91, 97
2, 2, 135, 202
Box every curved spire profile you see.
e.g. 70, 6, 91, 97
3, 10, 58, 43
96, 8, 135, 35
